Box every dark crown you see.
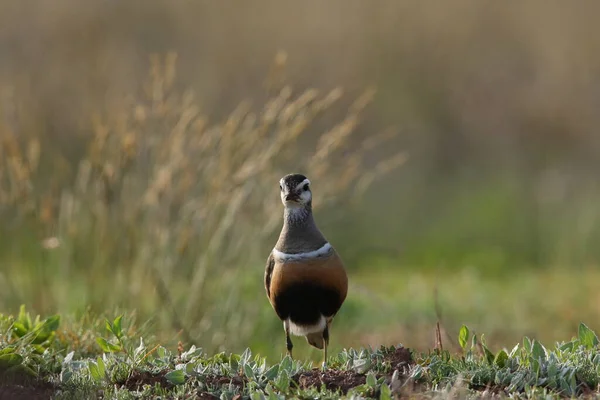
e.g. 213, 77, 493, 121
281, 173, 309, 191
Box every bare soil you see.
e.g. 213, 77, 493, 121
202, 373, 246, 390
294, 368, 367, 395
0, 372, 55, 400
293, 346, 414, 395
120, 369, 172, 390
383, 346, 413, 372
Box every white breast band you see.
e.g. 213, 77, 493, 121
272, 242, 332, 262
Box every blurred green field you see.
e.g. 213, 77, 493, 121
1, 0, 600, 369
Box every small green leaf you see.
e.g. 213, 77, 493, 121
559, 376, 571, 395
279, 356, 292, 373
275, 369, 290, 392
63, 351, 75, 364
509, 343, 520, 358
379, 383, 392, 400
494, 350, 508, 368
40, 315, 60, 333
96, 337, 109, 352
21, 365, 37, 377
241, 348, 252, 364
158, 346, 170, 359
165, 369, 185, 385
258, 358, 267, 375
250, 392, 266, 400
353, 357, 371, 374
5, 364, 36, 378
104, 319, 113, 335
458, 325, 470, 350
366, 371, 377, 388
60, 369, 73, 384
88, 361, 102, 381
531, 340, 546, 361
559, 341, 575, 353
266, 385, 281, 400
569, 370, 577, 394
32, 344, 47, 354
265, 364, 279, 380
31, 324, 56, 345
227, 354, 239, 370
0, 347, 16, 355
547, 358, 558, 378
523, 337, 532, 354
185, 363, 195, 374
244, 363, 255, 380
471, 333, 478, 350
96, 357, 105, 377
480, 335, 494, 364
17, 305, 31, 331
578, 323, 599, 349
12, 322, 28, 337
96, 337, 121, 352
0, 353, 23, 368
112, 316, 123, 339
483, 346, 494, 365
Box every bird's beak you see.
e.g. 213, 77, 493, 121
285, 193, 299, 202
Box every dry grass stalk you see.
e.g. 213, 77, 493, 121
0, 52, 406, 350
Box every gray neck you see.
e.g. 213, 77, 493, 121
275, 206, 328, 254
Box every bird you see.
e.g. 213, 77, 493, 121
264, 173, 348, 369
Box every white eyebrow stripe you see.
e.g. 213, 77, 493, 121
272, 242, 332, 262
295, 178, 311, 191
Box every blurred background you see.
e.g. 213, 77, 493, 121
1, 0, 600, 362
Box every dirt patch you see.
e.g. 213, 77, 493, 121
0, 385, 54, 400
203, 374, 246, 390
382, 346, 413, 371
120, 369, 172, 390
294, 369, 367, 395
0, 372, 55, 400
291, 346, 414, 396
381, 346, 421, 397
381, 347, 435, 399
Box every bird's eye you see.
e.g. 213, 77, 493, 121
279, 184, 283, 191
303, 183, 309, 191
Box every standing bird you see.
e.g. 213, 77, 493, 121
264, 173, 348, 369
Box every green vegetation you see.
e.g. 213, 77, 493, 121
2, 3, 600, 398
2, 53, 600, 395
2, 307, 600, 399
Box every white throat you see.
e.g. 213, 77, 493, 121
272, 242, 332, 262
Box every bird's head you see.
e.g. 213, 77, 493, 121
279, 173, 312, 210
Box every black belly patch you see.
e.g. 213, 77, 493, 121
273, 282, 342, 325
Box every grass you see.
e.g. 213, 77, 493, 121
0, 52, 405, 356
5, 254, 600, 366
2, 306, 600, 399
346, 266, 600, 351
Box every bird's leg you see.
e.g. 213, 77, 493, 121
284, 320, 293, 359
321, 324, 330, 370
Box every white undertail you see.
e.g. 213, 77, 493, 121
287, 315, 326, 336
